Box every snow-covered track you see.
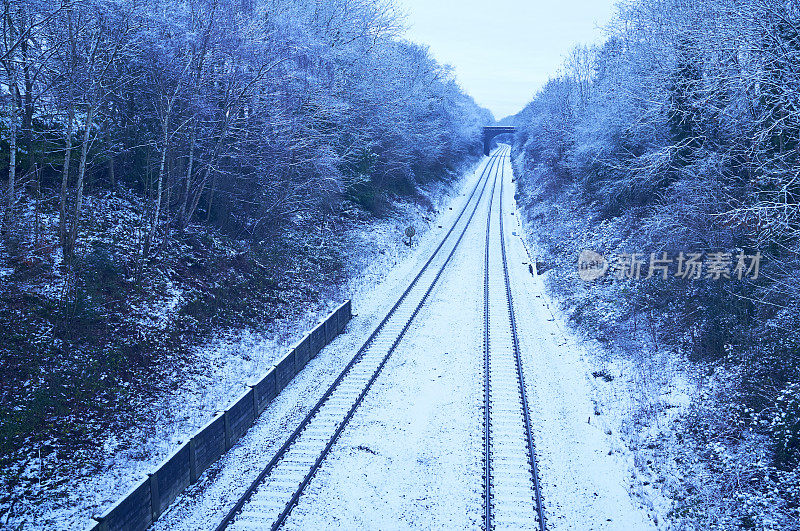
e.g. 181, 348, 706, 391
214, 150, 506, 531
483, 149, 545, 530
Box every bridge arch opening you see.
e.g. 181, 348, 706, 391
482, 126, 516, 156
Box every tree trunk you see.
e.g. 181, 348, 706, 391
161, 150, 172, 251
205, 169, 218, 224
59, 7, 75, 255
178, 120, 197, 230
4, 69, 18, 229
106, 126, 115, 191
145, 123, 169, 257
59, 107, 74, 254
21, 17, 35, 180
66, 104, 96, 260
187, 164, 212, 226
34, 169, 40, 251
186, 123, 228, 225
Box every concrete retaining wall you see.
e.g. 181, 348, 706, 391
90, 300, 351, 531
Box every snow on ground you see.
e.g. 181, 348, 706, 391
283, 163, 489, 529
510, 166, 706, 528
155, 149, 657, 529
281, 151, 656, 529
153, 161, 487, 531
43, 172, 477, 530
581, 347, 695, 526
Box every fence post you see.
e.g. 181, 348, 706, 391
148, 473, 160, 521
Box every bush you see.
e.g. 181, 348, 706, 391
772, 383, 800, 469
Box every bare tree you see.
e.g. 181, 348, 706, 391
62, 2, 135, 260
2, 0, 20, 229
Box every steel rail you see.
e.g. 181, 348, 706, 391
483, 148, 499, 529
215, 148, 505, 531
498, 150, 545, 529
483, 148, 545, 530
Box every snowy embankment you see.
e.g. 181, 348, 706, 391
498, 172, 661, 529
511, 187, 696, 526
152, 160, 494, 530
19, 175, 467, 530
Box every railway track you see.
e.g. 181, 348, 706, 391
483, 150, 545, 530
215, 148, 506, 531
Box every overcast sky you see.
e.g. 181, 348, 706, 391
396, 0, 618, 120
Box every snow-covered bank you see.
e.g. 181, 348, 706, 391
505, 0, 800, 525
502, 155, 657, 529
6, 169, 475, 530
151, 156, 492, 530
